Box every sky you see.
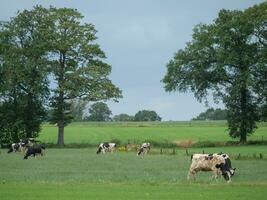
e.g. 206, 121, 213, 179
1, 0, 264, 120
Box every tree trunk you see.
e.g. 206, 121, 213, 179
57, 120, 64, 147
57, 52, 65, 147
25, 92, 33, 138
239, 86, 247, 143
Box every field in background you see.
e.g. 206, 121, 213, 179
39, 121, 267, 146
1, 147, 267, 200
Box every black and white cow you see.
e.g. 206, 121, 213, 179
7, 138, 36, 153
7, 142, 23, 153
187, 152, 236, 182
96, 142, 117, 154
137, 142, 151, 156
23, 144, 46, 159
20, 138, 36, 146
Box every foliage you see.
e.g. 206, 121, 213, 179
134, 110, 161, 121
0, 6, 50, 144
163, 2, 267, 143
85, 102, 112, 121
192, 108, 227, 120
70, 99, 88, 121
113, 113, 134, 121
44, 7, 122, 146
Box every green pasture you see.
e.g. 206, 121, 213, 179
39, 121, 267, 145
1, 146, 267, 200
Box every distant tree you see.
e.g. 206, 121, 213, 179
70, 99, 88, 122
192, 108, 227, 120
113, 114, 134, 122
85, 102, 112, 121
45, 7, 122, 146
134, 110, 161, 121
163, 2, 267, 143
0, 6, 50, 143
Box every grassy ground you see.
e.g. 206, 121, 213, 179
1, 147, 267, 200
39, 121, 267, 145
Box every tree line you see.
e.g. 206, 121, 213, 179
67, 101, 161, 122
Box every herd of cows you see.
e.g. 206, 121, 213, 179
7, 140, 236, 182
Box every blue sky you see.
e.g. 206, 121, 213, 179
1, 0, 264, 120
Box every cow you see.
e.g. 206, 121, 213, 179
137, 142, 151, 156
7, 142, 23, 153
23, 144, 46, 159
96, 142, 117, 154
8, 138, 37, 153
187, 153, 236, 182
20, 138, 36, 146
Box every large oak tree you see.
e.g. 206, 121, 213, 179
163, 2, 267, 143
46, 8, 122, 146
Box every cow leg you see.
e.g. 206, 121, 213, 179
187, 170, 196, 181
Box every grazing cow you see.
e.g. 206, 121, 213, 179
7, 142, 23, 153
137, 142, 151, 156
96, 142, 117, 154
187, 153, 236, 182
20, 138, 36, 146
24, 144, 45, 159
8, 138, 37, 153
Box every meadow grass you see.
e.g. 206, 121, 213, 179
0, 147, 267, 200
39, 121, 267, 145
1, 122, 267, 199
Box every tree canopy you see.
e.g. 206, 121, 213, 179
192, 108, 227, 121
134, 110, 161, 121
113, 114, 134, 122
85, 102, 112, 121
0, 6, 122, 145
163, 2, 267, 143
0, 6, 50, 143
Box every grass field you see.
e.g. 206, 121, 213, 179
39, 121, 267, 145
1, 146, 267, 200
1, 121, 267, 199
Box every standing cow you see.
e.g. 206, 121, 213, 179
7, 138, 37, 154
137, 142, 151, 156
7, 142, 23, 153
96, 142, 117, 154
24, 144, 46, 159
187, 152, 236, 182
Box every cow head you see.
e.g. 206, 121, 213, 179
215, 163, 236, 181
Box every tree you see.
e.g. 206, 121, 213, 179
113, 114, 134, 121
134, 110, 161, 121
163, 2, 267, 143
192, 108, 227, 120
45, 8, 122, 146
70, 98, 88, 121
85, 102, 112, 121
0, 6, 50, 143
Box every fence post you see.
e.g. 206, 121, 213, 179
172, 148, 176, 155
160, 148, 163, 154
186, 149, 189, 156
